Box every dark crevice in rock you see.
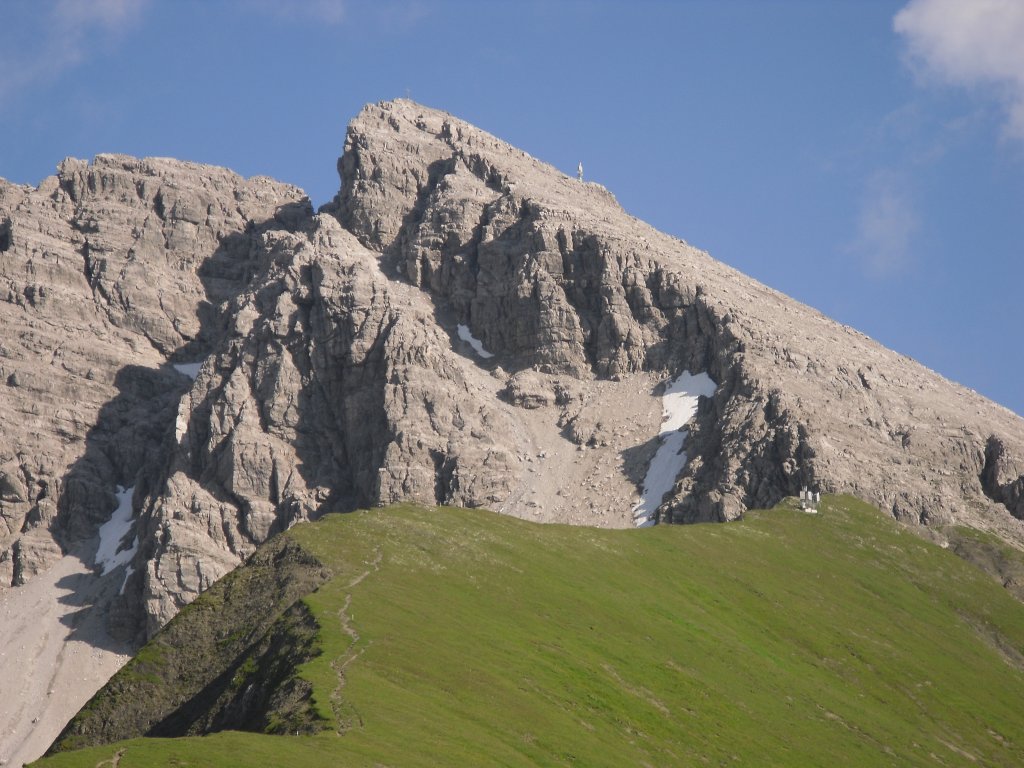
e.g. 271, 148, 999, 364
657, 301, 813, 523
56, 364, 185, 543
430, 449, 455, 506
982, 435, 1024, 520
454, 149, 511, 193
389, 156, 459, 257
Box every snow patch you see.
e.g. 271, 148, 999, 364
120, 566, 135, 596
95, 486, 137, 576
173, 362, 202, 380
457, 324, 494, 359
632, 371, 717, 527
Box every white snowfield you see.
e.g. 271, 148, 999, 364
96, 486, 138, 592
173, 361, 203, 380
632, 371, 717, 527
457, 324, 494, 359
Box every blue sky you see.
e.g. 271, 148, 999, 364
2, 0, 1022, 416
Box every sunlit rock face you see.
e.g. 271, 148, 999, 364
0, 155, 306, 595
2, 99, 1024, 648
334, 100, 1024, 533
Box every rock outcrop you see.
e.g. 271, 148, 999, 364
332, 100, 1024, 538
0, 155, 306, 595
132, 215, 527, 633
2, 99, 1024, 652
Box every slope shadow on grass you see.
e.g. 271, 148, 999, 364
48, 535, 331, 754
39, 498, 1024, 767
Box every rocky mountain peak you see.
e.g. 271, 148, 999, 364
3, 98, 1024, 763
331, 100, 1024, 530
2, 98, 1024, 639
0, 154, 306, 586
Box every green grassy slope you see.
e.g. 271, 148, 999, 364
945, 524, 1024, 603
49, 536, 330, 749
36, 496, 1024, 766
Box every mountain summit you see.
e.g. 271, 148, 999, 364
1, 99, 1024, 761
2, 98, 1023, 629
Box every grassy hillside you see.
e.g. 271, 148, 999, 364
48, 536, 330, 749
37, 496, 1024, 766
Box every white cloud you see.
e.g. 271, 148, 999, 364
894, 0, 1024, 139
0, 0, 147, 98
851, 171, 920, 279
306, 0, 347, 25
54, 0, 146, 27
248, 0, 347, 25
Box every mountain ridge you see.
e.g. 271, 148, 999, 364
2, 98, 1023, 625
1, 97, 1024, 764
329, 99, 1024, 527
40, 497, 1024, 766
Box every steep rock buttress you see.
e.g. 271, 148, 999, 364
333, 100, 1024, 538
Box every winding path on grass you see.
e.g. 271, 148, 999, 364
330, 547, 383, 733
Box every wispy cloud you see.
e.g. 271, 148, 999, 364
371, 0, 432, 31
245, 0, 433, 31
894, 0, 1024, 140
850, 171, 920, 279
54, 0, 145, 27
0, 0, 147, 99
247, 0, 347, 26
304, 0, 347, 25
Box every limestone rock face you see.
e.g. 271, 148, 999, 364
2, 99, 1024, 647
134, 215, 522, 633
334, 99, 1024, 540
0, 155, 306, 592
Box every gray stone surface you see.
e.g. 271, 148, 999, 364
0, 155, 306, 600
133, 215, 522, 634
2, 99, 1024, 648
333, 100, 1024, 540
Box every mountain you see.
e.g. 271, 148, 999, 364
0, 155, 307, 588
1, 99, 1024, 762
39, 498, 1024, 766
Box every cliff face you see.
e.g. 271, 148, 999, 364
2, 100, 1024, 644
133, 214, 531, 633
0, 155, 305, 591
333, 100, 1024, 531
